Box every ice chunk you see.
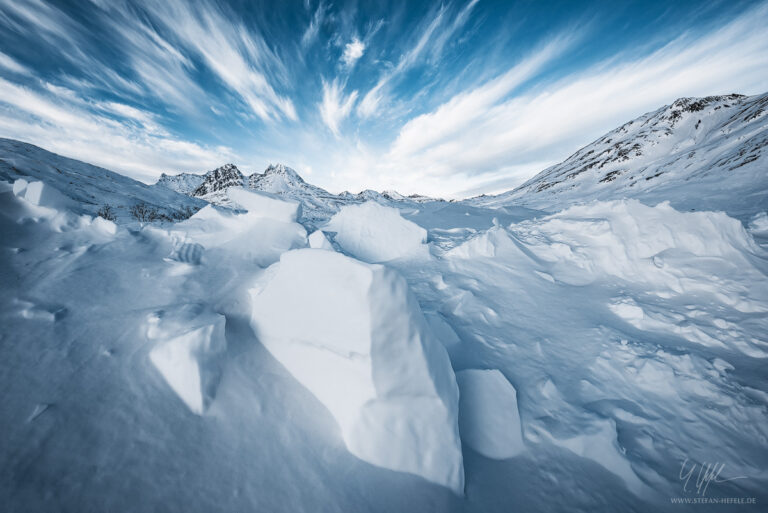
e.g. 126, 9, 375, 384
249, 249, 464, 493
308, 230, 333, 250
227, 187, 300, 223
325, 201, 429, 263
456, 369, 524, 459
147, 305, 226, 415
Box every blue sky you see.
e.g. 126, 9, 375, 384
0, 0, 767, 197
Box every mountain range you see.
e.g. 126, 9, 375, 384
1, 92, 765, 226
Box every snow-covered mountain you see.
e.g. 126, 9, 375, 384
156, 162, 442, 228
192, 163, 245, 196
0, 138, 205, 221
469, 93, 768, 220
156, 172, 204, 195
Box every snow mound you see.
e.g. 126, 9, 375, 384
147, 305, 227, 415
308, 230, 333, 250
456, 369, 524, 459
512, 200, 767, 311
248, 249, 464, 493
325, 201, 429, 263
227, 187, 301, 223
446, 226, 527, 259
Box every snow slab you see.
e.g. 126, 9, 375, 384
174, 203, 307, 266
456, 369, 524, 459
147, 304, 227, 415
249, 248, 464, 494
227, 187, 301, 223
325, 201, 429, 263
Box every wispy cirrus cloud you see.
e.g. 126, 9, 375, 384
357, 0, 480, 118
319, 79, 358, 136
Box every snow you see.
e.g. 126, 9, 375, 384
2, 90, 768, 512
147, 305, 227, 415
325, 201, 429, 262
456, 369, 524, 460
248, 249, 464, 494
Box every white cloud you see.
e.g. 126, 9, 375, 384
341, 38, 365, 68
318, 79, 358, 136
0, 77, 234, 182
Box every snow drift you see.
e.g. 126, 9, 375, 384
248, 249, 464, 493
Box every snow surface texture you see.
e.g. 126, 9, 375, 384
249, 249, 464, 494
325, 201, 430, 263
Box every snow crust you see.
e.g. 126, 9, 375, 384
325, 201, 429, 262
248, 249, 464, 494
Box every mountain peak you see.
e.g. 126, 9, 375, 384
192, 164, 245, 196
262, 163, 304, 182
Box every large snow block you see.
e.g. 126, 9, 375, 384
17, 180, 72, 209
456, 369, 525, 459
227, 187, 301, 223
325, 201, 429, 263
147, 305, 226, 415
249, 249, 464, 493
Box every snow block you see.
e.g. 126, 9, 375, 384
227, 187, 301, 223
308, 230, 333, 250
147, 305, 226, 415
22, 180, 71, 209
456, 369, 525, 459
12, 178, 28, 196
325, 201, 429, 263
249, 249, 464, 493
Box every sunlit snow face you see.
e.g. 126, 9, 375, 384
0, 0, 767, 196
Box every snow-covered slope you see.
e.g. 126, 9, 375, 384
0, 138, 205, 221
469, 93, 768, 220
